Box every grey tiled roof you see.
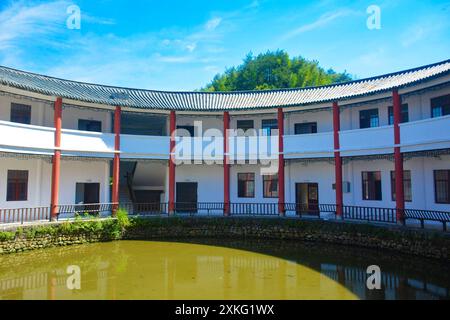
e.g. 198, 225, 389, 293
0, 60, 449, 111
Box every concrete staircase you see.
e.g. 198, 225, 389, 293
119, 184, 132, 204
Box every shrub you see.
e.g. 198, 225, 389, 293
0, 231, 15, 241
116, 208, 130, 229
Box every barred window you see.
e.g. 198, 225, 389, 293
10, 103, 31, 124
390, 170, 412, 202
431, 94, 450, 118
261, 119, 278, 136
388, 104, 409, 125
434, 170, 450, 204
236, 120, 254, 136
362, 171, 382, 201
359, 109, 379, 128
263, 174, 278, 198
238, 173, 255, 198
7, 170, 28, 201
295, 122, 317, 134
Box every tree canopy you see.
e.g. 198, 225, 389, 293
202, 50, 352, 92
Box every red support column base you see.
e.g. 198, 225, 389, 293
50, 152, 61, 221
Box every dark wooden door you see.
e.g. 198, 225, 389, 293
84, 183, 100, 204
75, 183, 100, 215
295, 183, 319, 215
308, 183, 319, 213
176, 182, 198, 212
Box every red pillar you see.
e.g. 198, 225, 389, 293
112, 106, 121, 215
333, 101, 343, 217
168, 111, 176, 214
393, 89, 405, 224
223, 111, 230, 216
277, 108, 285, 216
50, 97, 62, 220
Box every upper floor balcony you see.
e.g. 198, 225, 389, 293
0, 115, 449, 160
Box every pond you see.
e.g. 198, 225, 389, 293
0, 239, 448, 300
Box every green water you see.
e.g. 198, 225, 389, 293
0, 239, 448, 300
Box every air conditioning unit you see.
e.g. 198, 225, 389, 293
332, 181, 351, 193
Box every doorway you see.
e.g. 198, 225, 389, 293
176, 182, 198, 213
295, 183, 319, 215
75, 183, 100, 214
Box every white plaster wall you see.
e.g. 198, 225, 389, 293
40, 159, 110, 205
2, 157, 447, 211
43, 106, 112, 133
161, 155, 450, 212
421, 155, 450, 212
0, 95, 47, 126
404, 86, 450, 121
347, 159, 397, 208
175, 164, 224, 203
0, 157, 48, 208
230, 164, 278, 204
0, 95, 113, 133
286, 161, 336, 204
343, 156, 450, 211
230, 114, 279, 133
337, 86, 450, 131
286, 109, 333, 134
175, 115, 223, 135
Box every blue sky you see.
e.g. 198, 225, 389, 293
0, 0, 449, 90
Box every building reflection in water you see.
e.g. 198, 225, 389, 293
320, 263, 449, 300
0, 241, 448, 300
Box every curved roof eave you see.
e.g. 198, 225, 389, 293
0, 59, 449, 112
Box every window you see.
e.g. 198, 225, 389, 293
78, 119, 102, 132
390, 170, 412, 202
120, 113, 166, 136
434, 170, 450, 204
295, 122, 317, 134
238, 173, 255, 198
7, 170, 28, 201
388, 104, 409, 125
263, 174, 278, 198
176, 125, 195, 137
261, 119, 278, 136
362, 171, 382, 200
431, 94, 450, 118
359, 109, 379, 128
10, 103, 31, 124
236, 120, 254, 136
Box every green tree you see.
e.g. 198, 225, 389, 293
202, 50, 351, 91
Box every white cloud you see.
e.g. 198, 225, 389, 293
280, 9, 358, 42
205, 17, 222, 31
0, 0, 259, 90
185, 43, 197, 52
155, 54, 194, 64
82, 14, 115, 26
0, 0, 69, 48
401, 17, 448, 48
204, 65, 220, 73
0, 0, 117, 50
246, 0, 260, 9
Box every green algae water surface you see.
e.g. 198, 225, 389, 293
0, 239, 448, 300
